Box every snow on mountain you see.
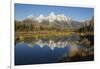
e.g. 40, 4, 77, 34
47, 12, 57, 22
47, 12, 71, 22
23, 12, 87, 29
26, 12, 72, 23
36, 14, 46, 23
27, 15, 34, 20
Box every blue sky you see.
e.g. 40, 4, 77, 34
15, 3, 94, 21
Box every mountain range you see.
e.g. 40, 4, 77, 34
15, 12, 94, 31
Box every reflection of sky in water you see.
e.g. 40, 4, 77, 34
15, 39, 93, 65
15, 42, 69, 65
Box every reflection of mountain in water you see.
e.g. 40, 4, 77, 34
35, 40, 68, 50
27, 39, 89, 51
25, 33, 79, 49
26, 34, 94, 57
15, 34, 94, 65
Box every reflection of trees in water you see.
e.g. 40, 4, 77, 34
15, 33, 80, 43
58, 34, 94, 62
16, 33, 94, 62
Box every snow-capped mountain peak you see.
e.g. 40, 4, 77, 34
36, 14, 46, 23
27, 15, 34, 20
25, 12, 72, 23
47, 12, 57, 22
